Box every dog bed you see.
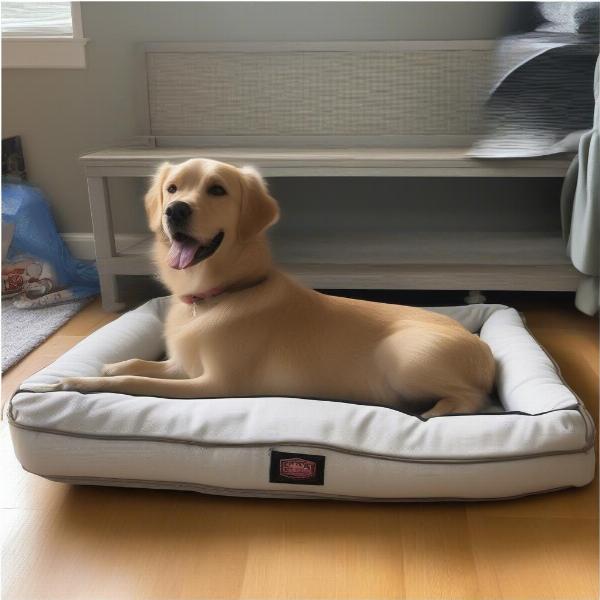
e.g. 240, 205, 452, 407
8, 298, 595, 501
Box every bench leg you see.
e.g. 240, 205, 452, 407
87, 176, 126, 312
99, 273, 126, 312
464, 290, 487, 304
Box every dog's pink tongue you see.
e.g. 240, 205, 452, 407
167, 238, 201, 270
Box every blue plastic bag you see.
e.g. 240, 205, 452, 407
2, 182, 99, 307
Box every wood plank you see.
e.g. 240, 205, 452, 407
467, 515, 598, 600
87, 176, 126, 311
271, 232, 572, 266
86, 177, 116, 258
95, 258, 580, 291
80, 146, 573, 178
284, 264, 580, 291
117, 230, 570, 265
121, 232, 575, 266
98, 232, 580, 291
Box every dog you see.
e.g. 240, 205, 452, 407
55, 158, 495, 417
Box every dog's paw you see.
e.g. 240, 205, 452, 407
21, 381, 65, 393
53, 377, 106, 393
21, 378, 89, 393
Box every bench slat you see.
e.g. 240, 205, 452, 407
97, 231, 577, 291
81, 146, 572, 178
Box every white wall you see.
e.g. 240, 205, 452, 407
2, 2, 537, 234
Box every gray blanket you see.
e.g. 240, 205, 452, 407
560, 57, 599, 316
469, 1, 598, 158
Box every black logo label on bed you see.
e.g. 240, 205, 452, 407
269, 451, 325, 485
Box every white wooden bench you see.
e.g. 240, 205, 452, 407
80, 42, 577, 311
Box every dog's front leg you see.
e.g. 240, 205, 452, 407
45, 373, 222, 399
102, 358, 186, 379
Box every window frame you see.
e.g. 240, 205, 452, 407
2, 2, 88, 69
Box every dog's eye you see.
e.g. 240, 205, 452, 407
167, 184, 177, 194
207, 184, 227, 197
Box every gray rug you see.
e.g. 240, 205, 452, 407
1, 297, 91, 372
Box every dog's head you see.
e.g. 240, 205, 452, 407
145, 159, 279, 291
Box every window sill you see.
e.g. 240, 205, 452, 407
2, 36, 88, 69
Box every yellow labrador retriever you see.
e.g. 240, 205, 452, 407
57, 158, 495, 417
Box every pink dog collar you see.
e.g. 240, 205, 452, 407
179, 275, 269, 306
180, 287, 224, 304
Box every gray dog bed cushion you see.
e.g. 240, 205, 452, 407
8, 298, 595, 501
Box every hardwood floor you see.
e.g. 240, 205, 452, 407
1, 297, 598, 600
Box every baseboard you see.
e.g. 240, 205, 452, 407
62, 233, 148, 260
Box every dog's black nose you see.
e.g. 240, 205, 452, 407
165, 201, 191, 226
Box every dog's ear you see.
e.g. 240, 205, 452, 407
238, 166, 280, 240
144, 162, 172, 232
